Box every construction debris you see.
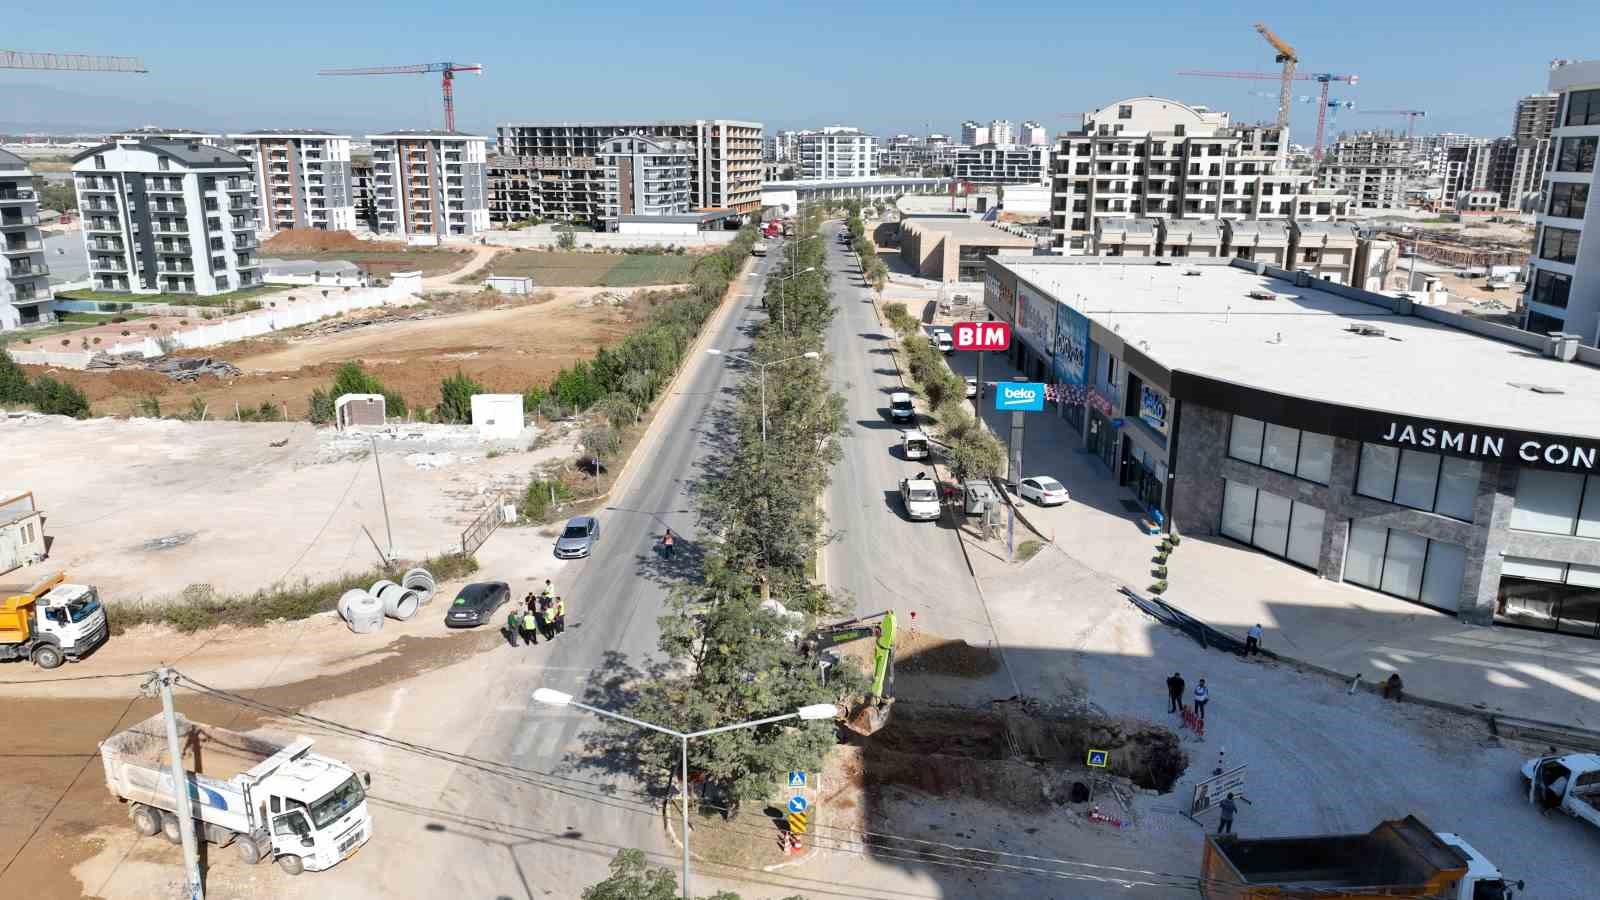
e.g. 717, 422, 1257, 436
148, 357, 243, 381
293, 310, 437, 340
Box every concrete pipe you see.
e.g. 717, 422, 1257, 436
401, 568, 436, 603
340, 590, 385, 634
370, 579, 399, 599
376, 583, 419, 620
338, 588, 372, 620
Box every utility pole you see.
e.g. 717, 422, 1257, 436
369, 435, 394, 562
147, 668, 204, 900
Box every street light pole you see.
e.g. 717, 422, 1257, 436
776, 265, 816, 335
704, 348, 820, 445
532, 688, 837, 900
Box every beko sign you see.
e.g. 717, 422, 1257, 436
1379, 420, 1600, 472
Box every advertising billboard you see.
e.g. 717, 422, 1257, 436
995, 382, 1046, 412
1014, 281, 1054, 356
1052, 301, 1089, 387
1139, 384, 1170, 436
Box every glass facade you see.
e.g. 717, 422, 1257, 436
1227, 415, 1333, 485
1498, 559, 1600, 637
1510, 470, 1600, 537
1355, 443, 1480, 521
1221, 479, 1325, 569
1343, 523, 1469, 612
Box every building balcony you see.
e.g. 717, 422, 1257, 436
156, 244, 192, 255
0, 188, 37, 205
6, 262, 48, 279
225, 181, 252, 192
78, 181, 116, 193
3, 239, 43, 255
0, 213, 41, 229
84, 220, 121, 233
90, 259, 128, 272
145, 183, 184, 194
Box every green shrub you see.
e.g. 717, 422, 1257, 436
557, 230, 577, 250
0, 351, 28, 404
136, 394, 161, 418
30, 377, 90, 418
518, 476, 574, 522
437, 369, 484, 424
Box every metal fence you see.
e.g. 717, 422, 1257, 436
460, 492, 508, 557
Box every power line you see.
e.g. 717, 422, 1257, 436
0, 669, 153, 685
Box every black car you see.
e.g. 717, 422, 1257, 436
444, 581, 511, 628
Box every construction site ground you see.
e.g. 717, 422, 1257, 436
257, 230, 472, 278
471, 250, 702, 287
21, 285, 657, 418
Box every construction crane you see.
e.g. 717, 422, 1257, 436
318, 61, 483, 132
1179, 69, 1359, 159
1, 49, 147, 73
1360, 109, 1428, 141
1254, 21, 1299, 132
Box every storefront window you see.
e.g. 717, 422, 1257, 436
1296, 432, 1334, 485
1226, 415, 1331, 485
1262, 424, 1300, 475
1357, 444, 1400, 500
1344, 523, 1467, 612
1510, 469, 1585, 534
1220, 479, 1324, 569
1228, 416, 1265, 464
1498, 561, 1600, 638
1356, 443, 1479, 521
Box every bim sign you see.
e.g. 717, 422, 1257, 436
953, 321, 1011, 352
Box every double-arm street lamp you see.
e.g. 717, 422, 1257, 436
532, 688, 837, 900
705, 348, 819, 444
773, 265, 816, 332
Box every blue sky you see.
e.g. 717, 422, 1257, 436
4, 1, 1595, 141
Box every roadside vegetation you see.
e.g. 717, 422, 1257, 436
0, 350, 90, 418
883, 300, 1005, 479
473, 248, 697, 287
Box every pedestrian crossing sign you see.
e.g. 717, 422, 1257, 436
787, 811, 808, 834
788, 770, 806, 787
1086, 749, 1109, 768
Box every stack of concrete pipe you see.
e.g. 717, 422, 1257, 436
369, 579, 422, 621
337, 589, 385, 634
401, 568, 437, 604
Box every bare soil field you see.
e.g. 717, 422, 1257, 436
25, 287, 644, 418
260, 230, 472, 277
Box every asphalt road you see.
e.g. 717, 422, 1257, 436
819, 228, 989, 644
415, 248, 782, 898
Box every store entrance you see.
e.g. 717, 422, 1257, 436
1120, 440, 1164, 515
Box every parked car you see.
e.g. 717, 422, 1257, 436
889, 392, 915, 422
935, 331, 953, 354
901, 429, 930, 460
555, 516, 601, 559
1018, 476, 1070, 507
899, 475, 942, 521
965, 377, 978, 398
445, 582, 511, 628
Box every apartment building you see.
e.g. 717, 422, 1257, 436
230, 131, 356, 233
988, 120, 1013, 147
954, 144, 1050, 185
110, 128, 225, 147
350, 155, 378, 229
1441, 139, 1491, 208
1020, 121, 1048, 146
1525, 59, 1600, 342
593, 135, 694, 219
960, 121, 989, 146
796, 127, 876, 180
1050, 96, 1344, 254
1319, 131, 1410, 210
368, 131, 489, 238
495, 120, 764, 220
70, 139, 261, 296
0, 150, 52, 329
1512, 93, 1560, 210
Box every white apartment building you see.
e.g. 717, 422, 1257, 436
1051, 97, 1345, 253
960, 120, 989, 146
593, 135, 694, 220
1525, 59, 1599, 342
1319, 131, 1410, 210
71, 139, 261, 296
1020, 121, 1048, 146
954, 144, 1050, 185
231, 131, 356, 233
796, 127, 876, 180
988, 119, 1013, 147
0, 150, 52, 329
368, 131, 489, 237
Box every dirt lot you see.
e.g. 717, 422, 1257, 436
482, 250, 700, 287
260, 230, 473, 278
25, 287, 646, 419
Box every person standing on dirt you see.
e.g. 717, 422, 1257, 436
662, 528, 676, 560
1167, 672, 1185, 714
1194, 679, 1210, 721
553, 596, 567, 635
1245, 623, 1263, 655
520, 600, 541, 646
505, 605, 522, 647
1218, 793, 1238, 834
540, 580, 555, 603
540, 597, 559, 641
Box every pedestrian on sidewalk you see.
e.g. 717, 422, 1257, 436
504, 606, 521, 647
1167, 672, 1185, 714
1218, 793, 1237, 834
540, 598, 560, 641
553, 596, 566, 635
1194, 679, 1210, 721
1245, 623, 1263, 655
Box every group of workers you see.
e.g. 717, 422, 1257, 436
508, 580, 566, 646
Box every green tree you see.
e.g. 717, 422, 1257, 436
557, 229, 577, 250
582, 849, 770, 900
0, 350, 29, 404
29, 377, 90, 418
326, 361, 406, 417
437, 369, 484, 424
307, 388, 335, 424
940, 411, 1005, 479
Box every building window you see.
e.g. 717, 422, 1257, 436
1118, 105, 1133, 119
1539, 226, 1581, 264
1565, 88, 1600, 127
1555, 136, 1597, 173
1226, 415, 1333, 485
1344, 523, 1468, 611
1498, 561, 1600, 637
1531, 269, 1572, 309
157, 157, 170, 171
1510, 469, 1600, 537
1547, 182, 1589, 219
1220, 480, 1325, 568
1355, 442, 1480, 521
1174, 125, 1185, 137
95, 155, 106, 169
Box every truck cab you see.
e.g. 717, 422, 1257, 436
258, 759, 373, 874
1522, 752, 1600, 831
1, 573, 109, 669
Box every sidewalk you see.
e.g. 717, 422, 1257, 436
943, 336, 1600, 730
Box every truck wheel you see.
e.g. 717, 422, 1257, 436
236, 836, 261, 865
130, 805, 160, 837
277, 854, 305, 876
32, 644, 64, 670
161, 813, 183, 845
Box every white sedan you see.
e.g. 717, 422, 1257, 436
965, 377, 978, 398
1018, 476, 1069, 507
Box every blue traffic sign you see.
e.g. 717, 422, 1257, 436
995, 382, 1046, 412
788, 795, 808, 813
787, 771, 807, 788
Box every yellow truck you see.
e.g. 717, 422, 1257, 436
1200, 815, 1520, 900
0, 571, 109, 669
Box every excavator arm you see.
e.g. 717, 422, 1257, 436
801, 611, 899, 734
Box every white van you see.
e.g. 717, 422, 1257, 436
901, 429, 930, 460
935, 331, 953, 354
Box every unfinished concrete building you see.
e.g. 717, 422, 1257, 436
1319, 131, 1410, 210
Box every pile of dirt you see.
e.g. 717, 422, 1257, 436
261, 229, 403, 254
896, 628, 1000, 677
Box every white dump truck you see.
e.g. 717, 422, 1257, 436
100, 713, 373, 875
0, 571, 109, 669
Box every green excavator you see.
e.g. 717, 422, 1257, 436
800, 609, 897, 734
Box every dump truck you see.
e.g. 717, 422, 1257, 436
0, 571, 108, 669
100, 712, 373, 876
1199, 815, 1519, 900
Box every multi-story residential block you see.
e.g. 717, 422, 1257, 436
494, 120, 764, 220
0, 149, 52, 329
368, 131, 489, 238
593, 135, 694, 219
954, 143, 1050, 185
1441, 139, 1492, 209
1511, 93, 1561, 210
988, 119, 1013, 147
110, 128, 225, 147
1020, 121, 1048, 146
960, 120, 989, 146
350, 155, 378, 229
1050, 96, 1343, 254
1525, 59, 1600, 341
70, 138, 261, 295
796, 127, 876, 180
1319, 131, 1410, 210
230, 131, 356, 233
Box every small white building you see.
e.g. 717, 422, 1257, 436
470, 394, 524, 439
0, 492, 46, 575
